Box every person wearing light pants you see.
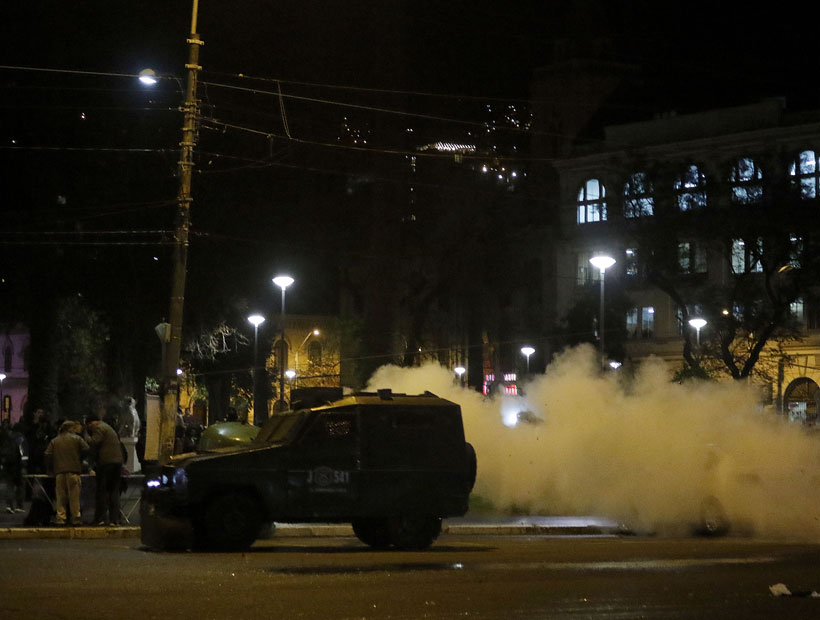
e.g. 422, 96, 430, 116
44, 421, 89, 525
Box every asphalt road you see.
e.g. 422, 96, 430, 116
2, 534, 819, 619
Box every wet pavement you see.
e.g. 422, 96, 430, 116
0, 497, 622, 539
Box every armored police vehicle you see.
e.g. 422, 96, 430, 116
141, 390, 477, 551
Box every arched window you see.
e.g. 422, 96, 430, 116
789, 150, 820, 199
308, 341, 322, 364
576, 179, 607, 224
729, 157, 763, 204
674, 165, 707, 211
783, 377, 818, 425
3, 346, 11, 373
623, 172, 654, 217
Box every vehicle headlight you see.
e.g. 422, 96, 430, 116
172, 468, 188, 491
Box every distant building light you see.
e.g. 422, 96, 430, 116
417, 141, 476, 153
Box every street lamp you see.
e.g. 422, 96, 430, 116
247, 314, 265, 425
589, 255, 616, 371
689, 317, 707, 346
454, 365, 466, 386
138, 68, 158, 85
520, 346, 535, 373
142, 0, 204, 464
272, 275, 294, 414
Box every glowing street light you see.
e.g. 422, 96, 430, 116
272, 275, 294, 414
138, 68, 158, 85
689, 317, 707, 346
247, 314, 265, 424
520, 346, 535, 373
589, 255, 616, 371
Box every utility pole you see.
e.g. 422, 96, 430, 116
159, 0, 203, 464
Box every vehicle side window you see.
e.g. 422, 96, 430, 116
295, 410, 359, 464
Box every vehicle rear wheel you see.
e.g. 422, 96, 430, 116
196, 492, 262, 551
465, 443, 477, 492
352, 518, 391, 549
388, 516, 442, 550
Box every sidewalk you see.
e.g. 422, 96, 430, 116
0, 501, 622, 540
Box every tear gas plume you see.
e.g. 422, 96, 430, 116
366, 344, 820, 539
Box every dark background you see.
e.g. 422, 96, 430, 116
0, 1, 814, 407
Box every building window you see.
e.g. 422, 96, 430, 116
789, 150, 820, 199
730, 238, 762, 273
576, 178, 607, 224
626, 306, 655, 338
624, 248, 639, 277
674, 164, 707, 211
308, 341, 322, 364
623, 172, 654, 217
790, 298, 804, 324
729, 157, 763, 204
3, 346, 11, 373
789, 234, 803, 268
678, 241, 707, 274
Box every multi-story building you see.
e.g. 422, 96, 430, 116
1, 323, 30, 425
550, 98, 820, 423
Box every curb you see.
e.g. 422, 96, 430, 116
0, 523, 620, 540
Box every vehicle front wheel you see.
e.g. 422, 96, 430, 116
196, 492, 262, 551
352, 518, 392, 549
388, 516, 442, 550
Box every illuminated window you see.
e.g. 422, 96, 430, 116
674, 165, 707, 211
789, 150, 820, 199
626, 306, 655, 338
791, 298, 805, 323
729, 157, 763, 204
576, 179, 607, 224
789, 234, 803, 268
624, 248, 639, 277
678, 241, 707, 274
730, 238, 762, 273
623, 172, 654, 217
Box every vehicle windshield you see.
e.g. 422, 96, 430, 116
253, 412, 307, 445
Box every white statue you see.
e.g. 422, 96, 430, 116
119, 397, 141, 438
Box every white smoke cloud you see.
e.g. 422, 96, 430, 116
366, 344, 820, 540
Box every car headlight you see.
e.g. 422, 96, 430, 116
172, 468, 188, 491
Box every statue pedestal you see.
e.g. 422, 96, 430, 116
122, 436, 141, 473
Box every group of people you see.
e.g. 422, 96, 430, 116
44, 412, 125, 526
0, 401, 137, 527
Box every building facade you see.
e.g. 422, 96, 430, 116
1, 323, 30, 425
550, 99, 820, 423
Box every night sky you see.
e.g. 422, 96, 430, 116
0, 1, 814, 322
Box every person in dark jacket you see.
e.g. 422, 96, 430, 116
44, 420, 89, 525
85, 413, 124, 525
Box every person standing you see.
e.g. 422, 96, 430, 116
1, 420, 26, 513
44, 421, 89, 526
86, 412, 124, 526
